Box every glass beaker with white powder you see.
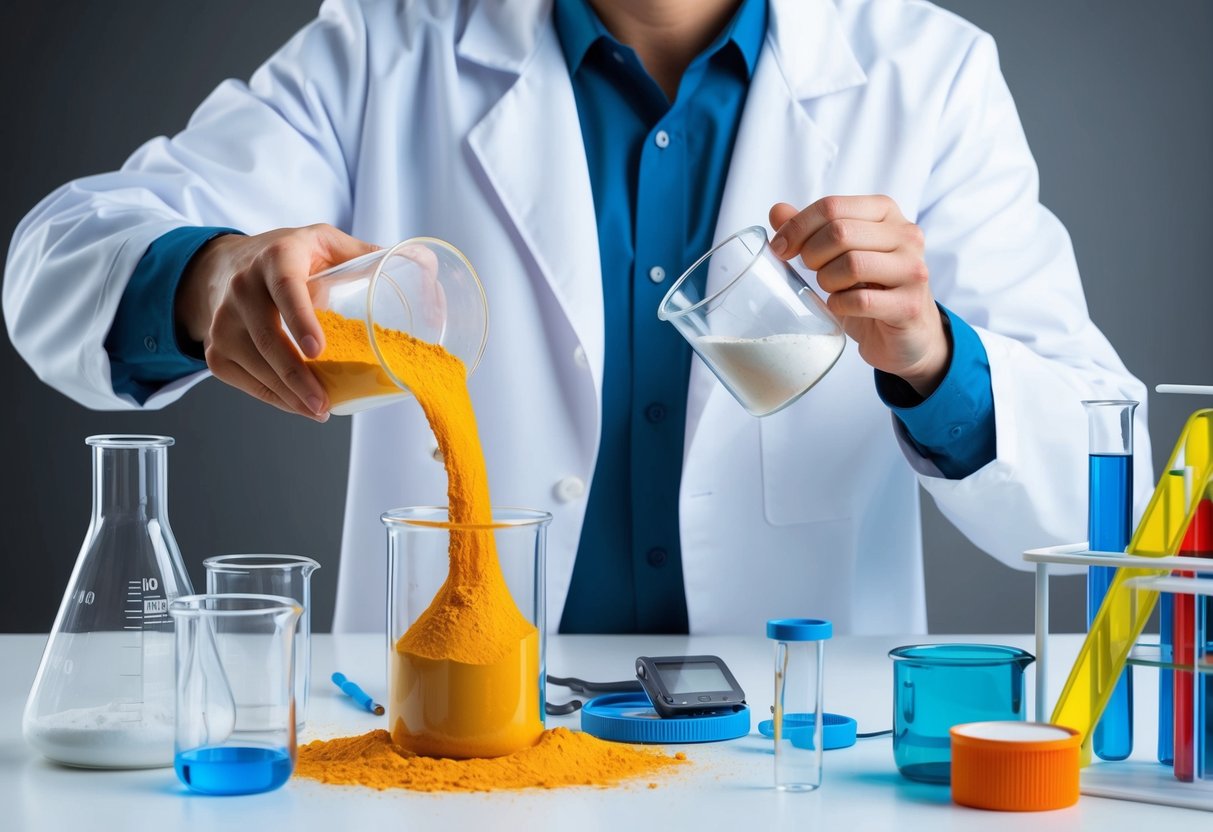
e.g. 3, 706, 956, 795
23, 436, 193, 768
657, 226, 846, 417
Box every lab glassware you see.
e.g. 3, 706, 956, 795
888, 644, 1034, 784
657, 225, 846, 417
304, 237, 488, 415
1174, 493, 1213, 781
383, 506, 550, 758
768, 618, 832, 791
1084, 400, 1138, 762
23, 435, 192, 769
169, 593, 301, 796
203, 554, 320, 731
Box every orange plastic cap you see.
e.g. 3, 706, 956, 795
950, 722, 1081, 812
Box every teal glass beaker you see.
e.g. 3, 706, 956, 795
889, 644, 1034, 784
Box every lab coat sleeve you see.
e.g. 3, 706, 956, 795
3, 0, 369, 411
907, 33, 1152, 570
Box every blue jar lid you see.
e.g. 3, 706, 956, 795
757, 712, 857, 750
580, 693, 751, 744
767, 618, 832, 641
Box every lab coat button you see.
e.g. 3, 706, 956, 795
645, 402, 667, 423
143, 335, 157, 352
573, 345, 588, 368
431, 446, 444, 463
554, 476, 586, 502
646, 547, 667, 567
654, 130, 670, 149
648, 266, 666, 284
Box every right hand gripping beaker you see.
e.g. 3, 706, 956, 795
23, 435, 193, 768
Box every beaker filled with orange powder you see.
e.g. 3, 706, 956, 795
383, 507, 550, 759
303, 238, 488, 415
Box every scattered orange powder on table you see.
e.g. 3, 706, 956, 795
295, 728, 688, 793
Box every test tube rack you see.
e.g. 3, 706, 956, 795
1027, 543, 1213, 811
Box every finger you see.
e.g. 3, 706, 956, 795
237, 290, 331, 416
769, 195, 900, 259
229, 328, 328, 421
815, 250, 929, 294
208, 352, 320, 420
826, 284, 926, 327
799, 219, 901, 271
311, 223, 381, 270
262, 240, 328, 360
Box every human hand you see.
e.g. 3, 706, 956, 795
175, 224, 379, 420
769, 197, 948, 397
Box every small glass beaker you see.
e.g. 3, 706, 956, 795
305, 237, 488, 415
203, 555, 320, 731
657, 225, 846, 417
769, 618, 832, 791
889, 644, 1034, 784
383, 506, 550, 759
169, 594, 301, 796
23, 435, 192, 769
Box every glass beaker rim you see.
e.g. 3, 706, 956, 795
657, 225, 768, 321
888, 643, 1034, 666
1080, 400, 1139, 409
203, 554, 321, 572
365, 236, 490, 396
380, 505, 553, 530
169, 593, 302, 617
86, 434, 174, 448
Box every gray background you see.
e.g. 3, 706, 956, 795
1, 1, 1209, 634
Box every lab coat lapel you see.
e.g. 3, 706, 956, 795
462, 4, 605, 397
684, 0, 867, 459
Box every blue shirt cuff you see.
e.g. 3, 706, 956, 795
105, 226, 242, 403
874, 305, 996, 479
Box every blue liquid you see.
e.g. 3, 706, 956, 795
1088, 452, 1133, 761
175, 746, 293, 795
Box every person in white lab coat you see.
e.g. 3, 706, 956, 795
4, 0, 1149, 635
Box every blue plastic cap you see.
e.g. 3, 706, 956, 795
767, 618, 832, 641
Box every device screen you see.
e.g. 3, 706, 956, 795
657, 660, 731, 694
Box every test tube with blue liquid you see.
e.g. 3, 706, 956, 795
1084, 400, 1137, 762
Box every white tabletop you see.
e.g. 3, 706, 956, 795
2, 632, 1202, 829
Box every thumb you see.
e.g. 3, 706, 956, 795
768, 202, 800, 235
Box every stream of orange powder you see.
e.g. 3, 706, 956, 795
299, 309, 688, 788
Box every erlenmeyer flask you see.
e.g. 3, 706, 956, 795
23, 435, 193, 768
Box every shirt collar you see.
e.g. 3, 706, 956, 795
554, 0, 767, 79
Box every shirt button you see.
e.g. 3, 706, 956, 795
949, 425, 964, 439
612, 50, 624, 63
645, 403, 667, 423
648, 266, 666, 284
654, 130, 670, 149
431, 445, 444, 464
554, 476, 586, 503
646, 547, 668, 568
143, 335, 158, 352
573, 344, 588, 369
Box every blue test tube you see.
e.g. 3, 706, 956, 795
1084, 400, 1137, 762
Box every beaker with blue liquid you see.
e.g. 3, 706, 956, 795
169, 594, 301, 795
889, 644, 1033, 784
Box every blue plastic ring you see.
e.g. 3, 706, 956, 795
766, 618, 832, 642
757, 713, 857, 750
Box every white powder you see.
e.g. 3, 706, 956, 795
25, 702, 175, 769
695, 333, 844, 416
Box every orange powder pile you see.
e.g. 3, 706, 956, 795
296, 728, 687, 793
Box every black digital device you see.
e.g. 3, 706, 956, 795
635, 655, 746, 718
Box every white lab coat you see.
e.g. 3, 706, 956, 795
4, 0, 1150, 635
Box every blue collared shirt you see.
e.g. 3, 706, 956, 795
106, 0, 996, 634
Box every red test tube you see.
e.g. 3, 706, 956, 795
1173, 495, 1213, 782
